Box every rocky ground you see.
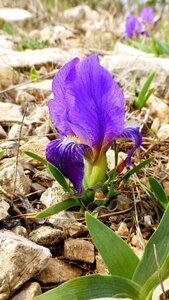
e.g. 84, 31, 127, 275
0, 3, 169, 300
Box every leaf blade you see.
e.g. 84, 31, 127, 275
133, 204, 169, 285
148, 176, 168, 209
118, 157, 154, 183
85, 212, 139, 279
24, 150, 47, 165
35, 198, 81, 219
33, 274, 141, 300
47, 162, 70, 192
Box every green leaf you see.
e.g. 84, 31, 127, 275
119, 157, 154, 183
85, 212, 139, 279
0, 150, 5, 160
153, 38, 169, 55
47, 162, 70, 192
148, 176, 168, 209
35, 198, 81, 218
33, 274, 141, 300
134, 72, 156, 109
140, 252, 169, 299
133, 204, 169, 285
24, 150, 47, 165
30, 66, 39, 82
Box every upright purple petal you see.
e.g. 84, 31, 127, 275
117, 127, 142, 166
125, 15, 142, 38
49, 54, 125, 159
48, 57, 80, 136
141, 6, 155, 24
46, 138, 90, 193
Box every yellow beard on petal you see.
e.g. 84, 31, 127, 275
63, 135, 82, 144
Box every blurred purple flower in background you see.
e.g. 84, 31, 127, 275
125, 15, 142, 39
141, 6, 155, 24
46, 55, 142, 193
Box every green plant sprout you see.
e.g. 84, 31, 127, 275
34, 206, 169, 300
30, 66, 40, 82
20, 38, 48, 50
0, 150, 5, 160
143, 176, 168, 210
134, 72, 156, 109
3, 23, 18, 35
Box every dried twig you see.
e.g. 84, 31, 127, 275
132, 182, 145, 250
13, 102, 28, 193
153, 244, 167, 300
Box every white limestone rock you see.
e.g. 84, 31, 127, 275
0, 230, 51, 299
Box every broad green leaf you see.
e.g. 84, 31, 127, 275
134, 72, 156, 109
35, 198, 81, 218
34, 274, 141, 300
148, 176, 168, 209
24, 150, 47, 165
153, 38, 169, 55
133, 204, 169, 285
140, 252, 169, 299
85, 212, 139, 279
118, 157, 154, 183
0, 150, 5, 160
47, 162, 70, 192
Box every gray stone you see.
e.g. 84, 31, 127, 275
39, 181, 65, 208
106, 149, 127, 171
8, 124, 31, 139
0, 163, 32, 195
157, 124, 169, 140
95, 254, 109, 274
16, 80, 52, 98
20, 136, 50, 167
0, 35, 14, 49
0, 8, 32, 22
29, 226, 66, 246
63, 5, 99, 22
0, 230, 51, 299
0, 125, 7, 138
0, 67, 18, 90
101, 53, 169, 100
48, 211, 88, 237
10, 282, 41, 300
15, 90, 35, 105
0, 199, 10, 221
0, 141, 20, 158
0, 47, 72, 68
64, 238, 95, 263
0, 102, 23, 124
11, 226, 28, 238
35, 257, 82, 283
115, 222, 129, 237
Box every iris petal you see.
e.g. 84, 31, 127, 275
46, 138, 90, 193
125, 15, 142, 38
118, 127, 142, 166
48, 57, 79, 136
49, 54, 125, 156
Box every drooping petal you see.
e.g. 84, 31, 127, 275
141, 6, 155, 24
46, 138, 90, 193
125, 15, 142, 38
117, 127, 142, 166
49, 54, 125, 157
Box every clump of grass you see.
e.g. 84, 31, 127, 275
20, 37, 49, 50
3, 23, 18, 35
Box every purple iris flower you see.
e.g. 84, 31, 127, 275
125, 15, 142, 39
141, 6, 155, 24
46, 55, 142, 193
